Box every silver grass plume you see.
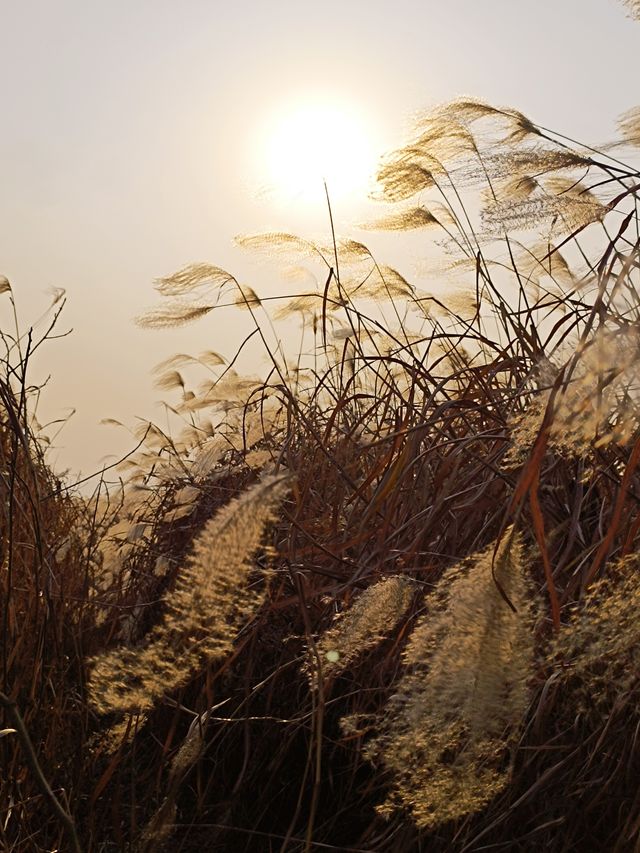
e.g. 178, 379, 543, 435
154, 263, 235, 297
621, 0, 640, 20
481, 177, 605, 235
618, 105, 640, 147
136, 301, 215, 329
376, 161, 438, 202
306, 576, 415, 689
89, 473, 291, 715
505, 328, 640, 466
548, 553, 640, 722
458, 148, 590, 188
367, 207, 440, 231
360, 530, 536, 829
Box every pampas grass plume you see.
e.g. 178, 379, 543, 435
362, 530, 536, 829
89, 472, 290, 715
307, 575, 415, 688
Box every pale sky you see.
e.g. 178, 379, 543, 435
1, 0, 638, 480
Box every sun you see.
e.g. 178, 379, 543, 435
261, 99, 380, 205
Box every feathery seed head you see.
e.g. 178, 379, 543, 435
618, 105, 640, 147
89, 473, 291, 715
361, 531, 536, 828
621, 1, 640, 20
307, 575, 416, 688
136, 301, 215, 329
368, 207, 440, 231
376, 161, 437, 202
154, 263, 235, 297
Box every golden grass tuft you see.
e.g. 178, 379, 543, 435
362, 531, 536, 829
549, 553, 640, 720
306, 575, 415, 687
504, 328, 640, 466
368, 207, 440, 231
618, 104, 640, 146
136, 300, 215, 329
482, 177, 606, 235
622, 0, 640, 20
154, 262, 235, 296
88, 472, 291, 715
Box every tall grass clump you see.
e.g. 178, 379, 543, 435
359, 531, 536, 830
89, 472, 291, 716
551, 553, 640, 714
3, 15, 640, 847
0, 284, 94, 853
120, 86, 640, 849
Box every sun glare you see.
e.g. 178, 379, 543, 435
261, 100, 380, 205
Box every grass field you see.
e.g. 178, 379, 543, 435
2, 93, 640, 851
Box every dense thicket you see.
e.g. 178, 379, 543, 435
2, 85, 640, 852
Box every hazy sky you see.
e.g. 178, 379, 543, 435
1, 0, 638, 480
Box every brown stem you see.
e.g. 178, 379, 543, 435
0, 690, 82, 853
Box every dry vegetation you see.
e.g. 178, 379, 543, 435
3, 30, 640, 852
